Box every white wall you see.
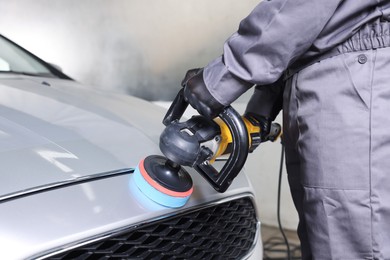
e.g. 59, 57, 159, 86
0, 0, 260, 101
0, 0, 299, 230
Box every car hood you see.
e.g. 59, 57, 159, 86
0, 75, 165, 199
0, 75, 259, 260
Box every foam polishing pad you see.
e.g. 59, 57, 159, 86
133, 155, 193, 208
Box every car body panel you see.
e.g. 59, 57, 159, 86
0, 173, 256, 259
0, 33, 262, 260
0, 74, 262, 259
0, 75, 162, 199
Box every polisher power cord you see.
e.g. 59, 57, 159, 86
263, 142, 301, 260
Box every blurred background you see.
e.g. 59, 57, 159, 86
0, 0, 262, 100
0, 0, 299, 231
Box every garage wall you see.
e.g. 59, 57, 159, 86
0, 0, 260, 101
0, 0, 299, 230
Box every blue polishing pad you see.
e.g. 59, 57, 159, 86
133, 163, 191, 208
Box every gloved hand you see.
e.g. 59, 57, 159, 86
244, 112, 281, 152
181, 68, 225, 119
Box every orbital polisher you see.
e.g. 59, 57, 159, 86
134, 88, 281, 208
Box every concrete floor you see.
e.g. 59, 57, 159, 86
261, 225, 302, 259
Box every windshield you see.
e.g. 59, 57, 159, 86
0, 36, 57, 77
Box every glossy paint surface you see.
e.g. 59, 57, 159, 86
0, 75, 262, 259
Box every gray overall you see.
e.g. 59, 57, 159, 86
283, 25, 390, 259
200, 0, 390, 259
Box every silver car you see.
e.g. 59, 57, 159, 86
0, 34, 262, 259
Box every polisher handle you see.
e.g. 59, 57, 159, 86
194, 106, 249, 193
163, 88, 188, 126
162, 88, 249, 193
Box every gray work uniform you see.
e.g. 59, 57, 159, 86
201, 0, 390, 259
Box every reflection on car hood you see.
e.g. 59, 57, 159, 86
0, 75, 165, 199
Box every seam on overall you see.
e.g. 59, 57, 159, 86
341, 52, 371, 111
301, 184, 368, 191
369, 48, 377, 260
292, 73, 302, 157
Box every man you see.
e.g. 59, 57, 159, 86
181, 1, 390, 259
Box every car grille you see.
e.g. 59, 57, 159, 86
46, 197, 258, 260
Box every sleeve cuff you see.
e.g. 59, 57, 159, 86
203, 56, 254, 106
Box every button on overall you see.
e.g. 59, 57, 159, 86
358, 54, 367, 64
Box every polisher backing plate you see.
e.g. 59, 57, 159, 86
133, 155, 193, 208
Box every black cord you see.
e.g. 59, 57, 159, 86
263, 142, 301, 260
276, 144, 291, 259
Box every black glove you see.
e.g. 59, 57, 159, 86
181, 68, 225, 119
244, 112, 281, 152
